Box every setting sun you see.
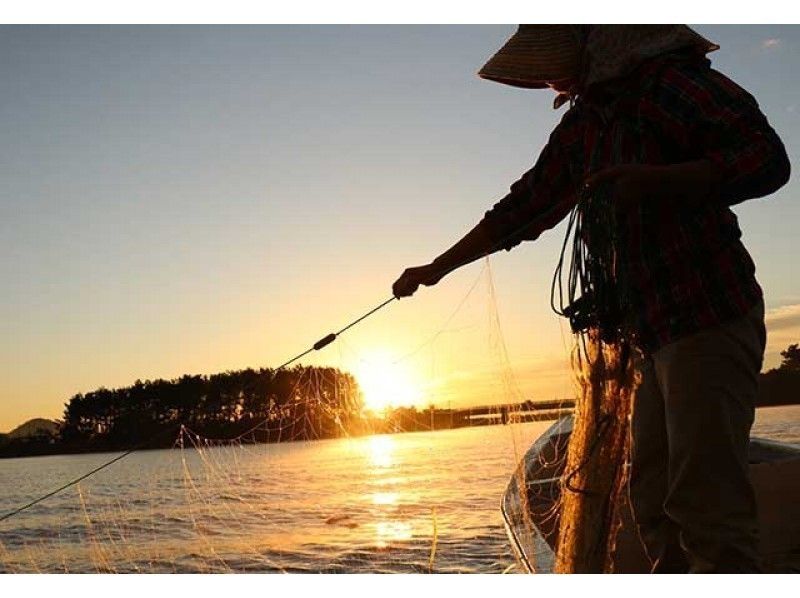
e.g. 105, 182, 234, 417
353, 352, 423, 413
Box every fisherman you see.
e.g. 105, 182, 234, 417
392, 25, 791, 573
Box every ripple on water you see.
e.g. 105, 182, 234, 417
0, 410, 798, 573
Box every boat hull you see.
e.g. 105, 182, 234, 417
501, 416, 800, 573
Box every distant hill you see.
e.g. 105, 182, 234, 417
7, 418, 60, 440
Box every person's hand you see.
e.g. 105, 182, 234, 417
584, 164, 667, 211
392, 263, 446, 298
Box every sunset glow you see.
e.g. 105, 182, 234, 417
354, 352, 423, 413
0, 21, 798, 579
1, 26, 797, 433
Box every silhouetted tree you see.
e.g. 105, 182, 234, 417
52, 365, 363, 452
780, 344, 800, 371
758, 342, 800, 407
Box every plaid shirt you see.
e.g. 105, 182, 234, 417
481, 53, 790, 352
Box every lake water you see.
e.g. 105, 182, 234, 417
1, 406, 799, 573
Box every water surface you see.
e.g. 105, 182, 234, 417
1, 406, 798, 573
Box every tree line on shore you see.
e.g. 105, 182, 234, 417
1, 365, 366, 457
758, 343, 800, 407
2, 343, 799, 458
0, 364, 478, 458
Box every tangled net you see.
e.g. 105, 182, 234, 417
550, 181, 640, 573
554, 334, 637, 572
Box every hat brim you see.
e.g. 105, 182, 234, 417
478, 25, 581, 89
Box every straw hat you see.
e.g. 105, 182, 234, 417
478, 25, 583, 89
478, 25, 719, 92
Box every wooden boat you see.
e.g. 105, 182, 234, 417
501, 415, 800, 573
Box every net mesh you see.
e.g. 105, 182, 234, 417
0, 261, 582, 574
554, 335, 637, 573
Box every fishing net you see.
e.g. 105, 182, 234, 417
553, 334, 636, 573
549, 176, 640, 573
0, 165, 645, 575
0, 262, 572, 574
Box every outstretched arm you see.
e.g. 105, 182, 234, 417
392, 121, 580, 298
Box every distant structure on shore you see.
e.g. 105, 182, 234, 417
378, 399, 575, 435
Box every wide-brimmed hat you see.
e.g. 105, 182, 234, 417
478, 25, 719, 93
478, 25, 583, 89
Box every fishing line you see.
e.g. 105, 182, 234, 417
341, 263, 488, 368
0, 425, 179, 524
0, 296, 398, 524
0, 201, 567, 525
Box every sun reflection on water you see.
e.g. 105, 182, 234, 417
374, 520, 413, 548
371, 492, 399, 505
367, 435, 395, 469
364, 435, 415, 548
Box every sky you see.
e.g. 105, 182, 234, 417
1, 25, 798, 431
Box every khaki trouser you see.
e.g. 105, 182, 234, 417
629, 300, 766, 573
